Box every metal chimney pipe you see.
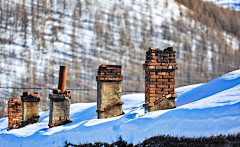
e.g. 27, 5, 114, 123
58, 66, 67, 92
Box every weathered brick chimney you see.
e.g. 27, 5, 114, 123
21, 92, 40, 125
8, 97, 22, 130
143, 47, 178, 112
96, 65, 124, 119
49, 66, 72, 127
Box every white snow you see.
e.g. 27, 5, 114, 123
204, 0, 240, 11
176, 69, 240, 106
0, 69, 240, 146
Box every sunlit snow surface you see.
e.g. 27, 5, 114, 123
204, 0, 240, 11
0, 70, 240, 146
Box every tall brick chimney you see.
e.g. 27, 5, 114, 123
143, 47, 178, 112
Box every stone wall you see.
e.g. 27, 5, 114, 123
142, 47, 178, 112
8, 97, 22, 130
96, 65, 124, 119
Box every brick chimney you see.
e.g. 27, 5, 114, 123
143, 47, 178, 112
8, 97, 22, 130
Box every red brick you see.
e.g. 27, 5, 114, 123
150, 72, 155, 75
150, 82, 161, 85
99, 108, 105, 112
118, 101, 124, 105
148, 103, 154, 107
8, 102, 15, 105
149, 94, 160, 97
166, 82, 175, 85
16, 100, 22, 104
49, 124, 54, 128
161, 63, 168, 66
157, 85, 168, 88
148, 62, 160, 66
172, 94, 178, 98
148, 66, 156, 69
150, 75, 159, 79
106, 67, 116, 70
159, 66, 167, 69
9, 121, 14, 125
149, 88, 156, 91
156, 91, 164, 94
149, 91, 155, 94
150, 79, 156, 82
163, 88, 172, 92
149, 97, 155, 103
157, 91, 168, 94
169, 63, 177, 66
149, 85, 156, 88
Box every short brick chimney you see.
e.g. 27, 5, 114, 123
8, 98, 22, 130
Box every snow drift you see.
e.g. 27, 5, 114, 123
0, 70, 240, 146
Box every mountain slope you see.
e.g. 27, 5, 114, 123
0, 0, 182, 108
0, 0, 240, 113
0, 69, 240, 146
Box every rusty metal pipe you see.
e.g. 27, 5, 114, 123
58, 66, 67, 92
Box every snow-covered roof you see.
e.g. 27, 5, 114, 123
0, 69, 240, 146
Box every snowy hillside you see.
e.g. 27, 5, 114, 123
0, 0, 183, 108
0, 0, 240, 112
0, 69, 240, 146
204, 0, 240, 11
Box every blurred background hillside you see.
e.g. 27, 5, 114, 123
0, 0, 240, 117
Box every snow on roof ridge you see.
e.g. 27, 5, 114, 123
219, 69, 240, 80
